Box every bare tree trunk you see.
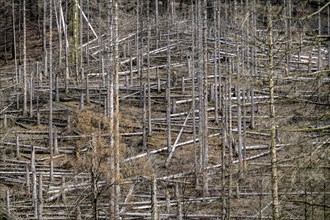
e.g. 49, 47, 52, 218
25, 164, 31, 196
176, 183, 182, 220
151, 174, 159, 220
49, 0, 54, 183
284, 0, 292, 71
38, 175, 43, 219
71, 0, 80, 79
91, 136, 98, 220
267, 2, 279, 219
190, 0, 198, 190
196, 0, 203, 191
147, 8, 152, 135
166, 7, 172, 153
222, 78, 227, 219
31, 145, 38, 218
237, 88, 243, 171
113, 1, 120, 218
6, 190, 10, 218
4, 16, 8, 64
29, 71, 34, 117
138, 0, 143, 108
23, 0, 27, 116
228, 64, 233, 219
18, 1, 22, 65
79, 0, 83, 72
214, 5, 219, 125
328, 6, 330, 68
43, 0, 47, 82
12, 0, 18, 83
16, 135, 20, 159
106, 1, 115, 218
242, 89, 247, 168
317, 2, 322, 103
202, 0, 209, 197
60, 1, 70, 94
56, 0, 62, 69
250, 89, 255, 129
155, 0, 159, 49
143, 84, 147, 149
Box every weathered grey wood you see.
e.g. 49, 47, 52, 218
66, 111, 71, 131
16, 85, 19, 110
242, 89, 247, 165
202, 0, 209, 197
166, 87, 172, 153
3, 114, 7, 128
29, 70, 34, 117
114, 2, 121, 218
15, 134, 20, 159
6, 190, 10, 217
228, 65, 233, 219
129, 42, 133, 85
31, 145, 38, 218
125, 133, 221, 162
86, 74, 90, 103
25, 164, 31, 195
49, 0, 54, 184
54, 130, 58, 155
176, 183, 182, 220
79, 93, 85, 110
38, 174, 43, 220
165, 107, 192, 168
143, 84, 147, 149
237, 88, 243, 171
172, 98, 176, 114
181, 77, 185, 93
250, 90, 255, 129
328, 6, 330, 69
210, 84, 215, 102
61, 176, 66, 203
23, 0, 27, 117
147, 23, 152, 135
12, 0, 18, 83
81, 67, 85, 80
79, 0, 83, 72
55, 74, 59, 102
103, 97, 107, 116
156, 67, 161, 93
101, 56, 105, 87
151, 174, 159, 220
267, 5, 280, 218
166, 190, 171, 214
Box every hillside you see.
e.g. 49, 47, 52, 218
0, 0, 329, 219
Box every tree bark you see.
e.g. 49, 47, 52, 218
23, 0, 27, 116
267, 2, 279, 219
166, 8, 172, 153
151, 174, 159, 220
12, 0, 18, 83
49, 0, 54, 183
113, 1, 120, 218
31, 145, 38, 218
